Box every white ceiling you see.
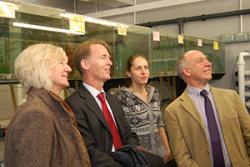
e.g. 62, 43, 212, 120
86, 0, 208, 18
15, 0, 136, 12
3, 0, 210, 18
3, 0, 157, 14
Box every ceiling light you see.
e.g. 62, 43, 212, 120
12, 22, 85, 35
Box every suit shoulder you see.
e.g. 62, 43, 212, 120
10, 98, 54, 128
107, 92, 120, 101
165, 95, 183, 111
212, 87, 238, 95
109, 87, 126, 96
66, 89, 81, 102
18, 97, 49, 114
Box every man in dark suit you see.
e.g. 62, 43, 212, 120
66, 39, 164, 167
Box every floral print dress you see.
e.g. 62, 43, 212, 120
113, 85, 165, 157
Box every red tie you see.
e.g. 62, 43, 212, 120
97, 92, 123, 150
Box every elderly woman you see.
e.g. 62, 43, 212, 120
4, 44, 91, 167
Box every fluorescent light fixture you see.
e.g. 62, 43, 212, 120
12, 22, 85, 35
60, 12, 128, 28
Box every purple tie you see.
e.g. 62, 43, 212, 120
200, 90, 225, 167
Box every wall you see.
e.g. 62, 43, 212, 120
105, 0, 250, 38
103, 0, 250, 90
212, 42, 250, 89
0, 84, 24, 128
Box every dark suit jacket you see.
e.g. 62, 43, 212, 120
66, 84, 140, 167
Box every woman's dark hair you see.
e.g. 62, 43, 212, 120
125, 54, 149, 87
126, 54, 149, 72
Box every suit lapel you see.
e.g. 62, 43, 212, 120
106, 94, 123, 132
210, 87, 225, 125
208, 87, 228, 141
180, 90, 207, 130
78, 85, 111, 133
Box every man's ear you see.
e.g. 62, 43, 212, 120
126, 71, 131, 78
80, 59, 89, 70
182, 67, 191, 77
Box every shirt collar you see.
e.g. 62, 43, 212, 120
187, 84, 210, 96
82, 82, 105, 98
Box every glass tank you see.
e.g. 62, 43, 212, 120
0, 2, 225, 82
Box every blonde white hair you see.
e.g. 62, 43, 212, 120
175, 55, 187, 79
15, 43, 68, 92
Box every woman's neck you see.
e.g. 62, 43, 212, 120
130, 84, 145, 93
129, 84, 148, 102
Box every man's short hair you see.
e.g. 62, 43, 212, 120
74, 39, 111, 75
